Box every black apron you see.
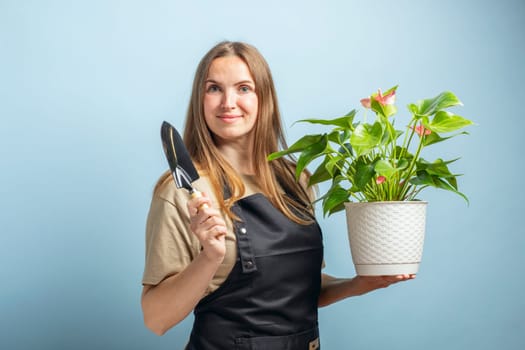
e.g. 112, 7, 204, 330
185, 192, 324, 349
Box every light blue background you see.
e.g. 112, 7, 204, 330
1, 1, 524, 349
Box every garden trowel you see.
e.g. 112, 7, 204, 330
160, 121, 207, 206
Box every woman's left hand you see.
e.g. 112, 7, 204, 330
319, 273, 416, 307
352, 274, 416, 296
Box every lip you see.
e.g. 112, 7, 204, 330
218, 114, 242, 123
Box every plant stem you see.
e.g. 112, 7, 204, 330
401, 118, 417, 160
399, 126, 425, 199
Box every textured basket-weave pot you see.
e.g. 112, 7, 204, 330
344, 201, 427, 276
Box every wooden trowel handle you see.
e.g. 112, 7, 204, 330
191, 189, 209, 209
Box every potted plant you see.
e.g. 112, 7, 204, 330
268, 86, 474, 275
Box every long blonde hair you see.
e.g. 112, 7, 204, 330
156, 41, 313, 225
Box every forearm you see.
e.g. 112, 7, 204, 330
141, 253, 221, 335
318, 274, 362, 307
318, 273, 414, 307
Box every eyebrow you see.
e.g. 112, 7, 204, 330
205, 79, 255, 86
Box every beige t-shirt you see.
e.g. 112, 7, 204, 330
142, 174, 262, 295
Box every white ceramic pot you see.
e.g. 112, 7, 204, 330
344, 201, 427, 276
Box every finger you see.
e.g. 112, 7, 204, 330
376, 275, 404, 285
194, 208, 226, 229
199, 214, 226, 230
191, 213, 227, 237
187, 199, 213, 220
395, 274, 415, 280
195, 224, 227, 243
386, 274, 415, 283
211, 225, 227, 239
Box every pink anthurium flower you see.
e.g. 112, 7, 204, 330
360, 97, 371, 109
411, 124, 432, 136
374, 89, 396, 106
376, 175, 386, 184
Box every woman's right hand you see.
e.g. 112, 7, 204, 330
187, 193, 227, 264
142, 192, 228, 335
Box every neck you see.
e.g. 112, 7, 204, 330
217, 142, 256, 175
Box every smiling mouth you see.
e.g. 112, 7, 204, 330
218, 115, 242, 122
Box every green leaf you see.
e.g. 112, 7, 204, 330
426, 111, 474, 133
445, 175, 458, 190
408, 103, 419, 116
327, 201, 347, 216
393, 146, 413, 161
354, 157, 375, 190
396, 158, 410, 170
423, 159, 460, 190
321, 185, 350, 216
423, 131, 469, 146
374, 157, 409, 179
422, 131, 446, 146
371, 99, 397, 118
411, 91, 463, 116
350, 121, 383, 156
410, 171, 469, 203
295, 134, 329, 180
338, 129, 352, 144
326, 156, 343, 177
298, 110, 357, 129
267, 134, 323, 160
337, 142, 353, 157
327, 129, 351, 145
376, 115, 397, 146
374, 160, 396, 178
308, 157, 333, 186
416, 158, 459, 178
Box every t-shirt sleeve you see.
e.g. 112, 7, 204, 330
142, 184, 200, 286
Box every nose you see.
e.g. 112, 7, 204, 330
221, 89, 236, 109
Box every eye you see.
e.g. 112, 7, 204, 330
239, 85, 253, 93
206, 84, 221, 93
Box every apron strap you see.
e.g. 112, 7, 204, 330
231, 203, 258, 274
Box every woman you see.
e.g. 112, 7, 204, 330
141, 41, 414, 349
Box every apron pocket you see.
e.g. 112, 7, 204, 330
234, 326, 319, 350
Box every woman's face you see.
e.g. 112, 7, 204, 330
203, 56, 259, 147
